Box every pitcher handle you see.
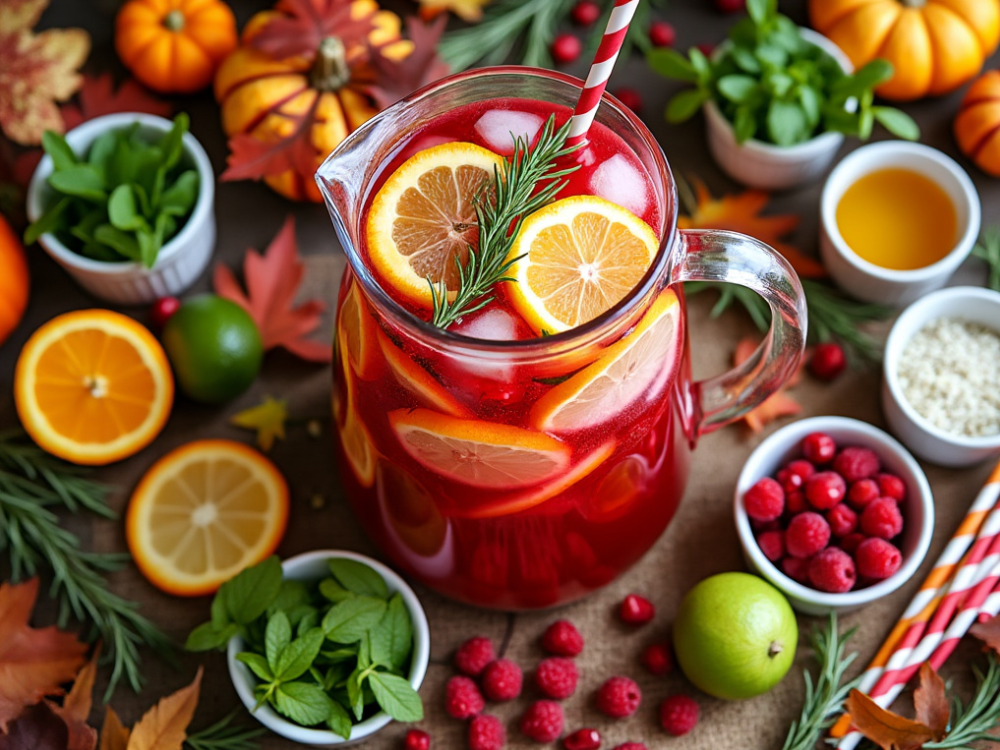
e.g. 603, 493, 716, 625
671, 229, 807, 437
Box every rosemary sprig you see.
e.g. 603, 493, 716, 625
429, 116, 582, 328
781, 613, 861, 750
184, 710, 266, 750
973, 226, 1000, 293
924, 654, 1000, 749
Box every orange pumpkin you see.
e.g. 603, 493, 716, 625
809, 0, 1000, 101
0, 215, 29, 348
116, 0, 238, 94
955, 70, 1000, 176
214, 1, 411, 202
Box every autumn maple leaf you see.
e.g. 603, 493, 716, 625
213, 216, 332, 363
61, 74, 172, 131
971, 611, 1000, 653
845, 663, 949, 750
126, 667, 202, 750
732, 336, 802, 433
367, 16, 450, 110
231, 397, 288, 452
250, 0, 376, 61
418, 0, 490, 24
46, 646, 99, 750
97, 708, 129, 750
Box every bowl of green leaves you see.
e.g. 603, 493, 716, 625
25, 112, 214, 305
648, 0, 919, 189
187, 552, 429, 746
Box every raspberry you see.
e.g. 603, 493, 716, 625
619, 594, 655, 625
752, 518, 782, 533
660, 694, 699, 736
596, 676, 641, 718
640, 643, 673, 676
826, 504, 858, 537
781, 556, 810, 584
570, 0, 601, 25
810, 342, 847, 381
714, 0, 745, 12
877, 473, 906, 501
860, 497, 904, 540
613, 745, 647, 750
757, 530, 785, 562
803, 432, 837, 464
521, 701, 564, 743
856, 538, 903, 580
809, 547, 857, 593
834, 447, 881, 482
786, 512, 831, 558
649, 20, 675, 47
150, 296, 180, 329
840, 532, 866, 556
542, 620, 584, 657
469, 714, 505, 750
455, 637, 495, 677
786, 490, 807, 515
446, 676, 485, 719
788, 459, 816, 482
405, 729, 430, 750
563, 728, 601, 750
536, 658, 579, 700
777, 467, 804, 494
551, 33, 582, 64
806, 471, 846, 510
481, 659, 523, 702
848, 479, 880, 509
613, 87, 643, 113
744, 477, 785, 521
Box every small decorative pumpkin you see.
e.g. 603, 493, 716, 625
116, 0, 238, 94
214, 0, 411, 202
955, 70, 1000, 176
809, 0, 1000, 101
0, 215, 29, 349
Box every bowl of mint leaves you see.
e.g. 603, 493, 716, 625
187, 552, 429, 746
648, 0, 919, 189
25, 112, 215, 305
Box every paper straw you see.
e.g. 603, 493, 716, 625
928, 560, 1000, 671
566, 0, 641, 147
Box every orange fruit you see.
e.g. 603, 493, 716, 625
366, 142, 504, 308
506, 195, 659, 334
335, 356, 377, 487
14, 310, 173, 465
388, 408, 571, 490
126, 439, 289, 597
338, 279, 378, 379
376, 328, 472, 417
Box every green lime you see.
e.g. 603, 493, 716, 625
163, 294, 263, 404
673, 572, 797, 700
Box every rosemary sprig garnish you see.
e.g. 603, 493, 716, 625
924, 654, 1000, 749
973, 226, 1000, 293
429, 116, 582, 328
184, 710, 266, 750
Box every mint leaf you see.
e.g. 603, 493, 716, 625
326, 700, 353, 740
872, 106, 919, 141
274, 681, 334, 727
87, 131, 117, 180
319, 578, 355, 603
647, 48, 698, 82
322, 596, 387, 644
42, 131, 78, 171
160, 170, 199, 217
767, 99, 809, 146
328, 559, 389, 598
49, 166, 106, 202
223, 556, 282, 625
266, 611, 292, 670
746, 0, 773, 26
184, 621, 238, 652
236, 652, 274, 682
368, 672, 423, 722
347, 667, 365, 720
276, 627, 325, 682
108, 184, 145, 231
211, 589, 230, 628
94, 225, 141, 261
24, 197, 71, 245
717, 75, 758, 104
160, 112, 189, 171
373, 593, 413, 671
666, 89, 708, 123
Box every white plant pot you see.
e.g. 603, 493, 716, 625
26, 113, 215, 306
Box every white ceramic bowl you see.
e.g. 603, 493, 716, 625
819, 141, 980, 307
26, 113, 215, 306
882, 286, 1000, 467
227, 551, 430, 747
705, 29, 853, 190
735, 416, 934, 615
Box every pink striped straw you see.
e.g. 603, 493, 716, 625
566, 0, 641, 148
928, 560, 1000, 671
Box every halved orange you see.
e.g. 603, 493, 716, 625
14, 310, 173, 465
531, 290, 681, 433
388, 408, 571, 489
126, 439, 289, 597
506, 195, 659, 334
338, 280, 378, 380
367, 142, 504, 308
377, 329, 472, 417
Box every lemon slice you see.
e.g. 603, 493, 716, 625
367, 142, 504, 308
506, 195, 659, 335
388, 408, 571, 489
376, 328, 472, 417
531, 290, 681, 433
338, 279, 378, 379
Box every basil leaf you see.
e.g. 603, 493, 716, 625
319, 577, 355, 603
265, 611, 292, 670
689, 48, 711, 83
275, 681, 334, 727
49, 166, 106, 202
368, 672, 423, 722
161, 112, 189, 171
646, 48, 698, 82
765, 72, 794, 98
94, 225, 141, 261
319, 646, 360, 664
358, 631, 372, 669
78, 241, 120, 262
746, 0, 773, 26
42, 131, 78, 172
276, 627, 325, 682
717, 75, 758, 104
734, 106, 757, 144
24, 197, 71, 244
295, 607, 320, 636
108, 184, 144, 231
346, 667, 365, 720
223, 556, 282, 625
834, 59, 894, 97
729, 46, 761, 74
160, 170, 199, 217
755, 44, 788, 69
211, 591, 230, 628
184, 621, 238, 652
798, 85, 821, 128
666, 89, 709, 123
236, 652, 274, 682
87, 132, 117, 180
767, 99, 809, 146
327, 700, 353, 740
383, 594, 413, 671
269, 579, 310, 616
872, 106, 919, 141
68, 210, 104, 245
329, 559, 389, 598
323, 596, 387, 644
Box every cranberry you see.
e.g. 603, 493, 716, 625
551, 33, 582, 64
150, 296, 181, 328
613, 87, 643, 113
714, 0, 745, 12
810, 342, 847, 381
405, 730, 431, 750
571, 0, 601, 26
803, 432, 837, 464
619, 594, 655, 625
564, 728, 601, 750
649, 20, 675, 47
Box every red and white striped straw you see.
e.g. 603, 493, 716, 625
566, 0, 641, 148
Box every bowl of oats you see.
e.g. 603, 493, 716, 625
883, 286, 1000, 467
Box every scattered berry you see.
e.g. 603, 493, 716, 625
806, 471, 846, 510
757, 530, 785, 562
536, 658, 579, 700
809, 547, 857, 593
834, 447, 881, 482
455, 637, 495, 677
826, 504, 858, 538
469, 714, 505, 750
150, 296, 180, 328
860, 497, 904, 540
551, 33, 582, 64
564, 728, 601, 750
660, 694, 699, 736
613, 745, 647, 750
856, 538, 903, 580
714, 0, 745, 13
744, 477, 785, 521
446, 676, 485, 719
786, 490, 807, 515
542, 620, 584, 657
481, 658, 523, 702
752, 518, 782, 533
612, 87, 643, 113
810, 342, 847, 381
840, 532, 866, 556
786, 512, 831, 558
521, 700, 564, 743
596, 676, 642, 718
619, 594, 655, 625
781, 555, 810, 584
877, 473, 906, 501
648, 20, 675, 47
405, 729, 430, 750
803, 432, 837, 464
848, 479, 880, 509
640, 643, 673, 676
571, 0, 601, 26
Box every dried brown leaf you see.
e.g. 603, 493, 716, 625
125, 668, 202, 750
846, 688, 940, 750
913, 663, 949, 738
97, 708, 130, 750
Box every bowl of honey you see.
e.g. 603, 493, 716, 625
819, 141, 980, 306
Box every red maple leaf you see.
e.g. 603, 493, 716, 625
61, 73, 172, 130
367, 16, 450, 110
213, 216, 332, 363
45, 647, 98, 750
250, 0, 376, 62
221, 114, 320, 183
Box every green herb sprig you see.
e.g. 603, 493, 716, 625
924, 653, 1000, 749
428, 115, 582, 329
184, 710, 266, 750
648, 0, 919, 146
973, 226, 1000, 292
25, 113, 199, 268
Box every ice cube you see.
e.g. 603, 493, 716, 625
455, 308, 519, 341
590, 154, 651, 218
474, 110, 544, 156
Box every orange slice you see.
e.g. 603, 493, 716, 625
376, 329, 472, 417
125, 439, 289, 597
367, 142, 504, 308
376, 461, 447, 557
531, 290, 681, 433
388, 408, 571, 489
506, 195, 659, 334
336, 361, 377, 488
337, 279, 378, 380
14, 310, 173, 465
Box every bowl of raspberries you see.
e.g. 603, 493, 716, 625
735, 416, 934, 615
